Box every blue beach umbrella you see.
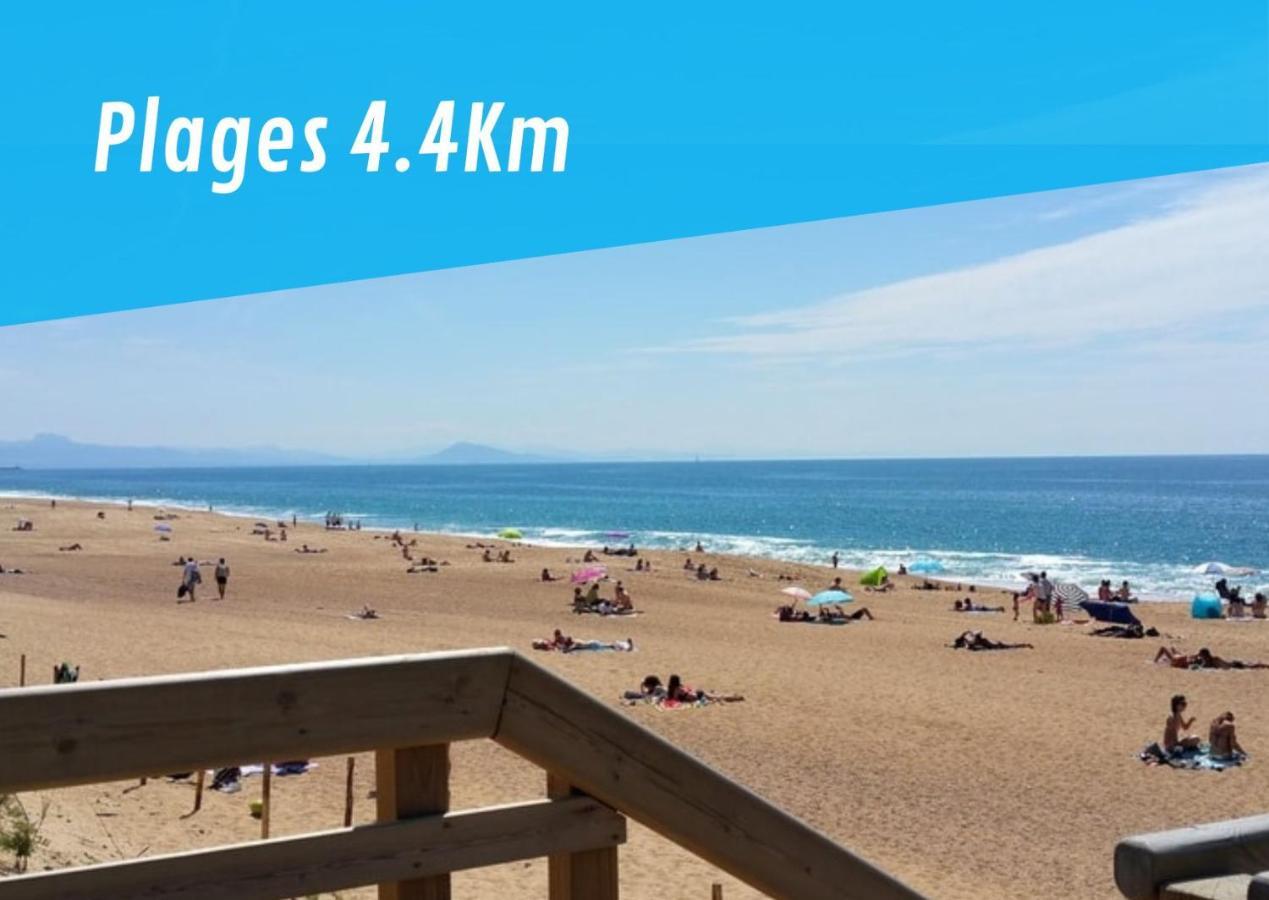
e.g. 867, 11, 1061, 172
808, 589, 854, 606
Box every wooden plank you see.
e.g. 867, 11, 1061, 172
0, 796, 626, 900
547, 774, 619, 900
1162, 875, 1252, 900
0, 648, 513, 793
376, 744, 450, 900
496, 656, 925, 900
344, 755, 356, 827
260, 762, 272, 840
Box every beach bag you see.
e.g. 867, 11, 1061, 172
1191, 593, 1222, 619
177, 583, 188, 599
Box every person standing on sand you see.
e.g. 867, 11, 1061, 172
181, 557, 201, 602
215, 558, 230, 600
831, 552, 840, 569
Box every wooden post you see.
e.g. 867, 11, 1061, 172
547, 773, 619, 900
192, 769, 205, 813
343, 756, 356, 827
376, 744, 450, 900
261, 763, 272, 839
18, 653, 25, 687
711, 884, 723, 900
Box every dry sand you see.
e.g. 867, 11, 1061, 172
2, 497, 1268, 898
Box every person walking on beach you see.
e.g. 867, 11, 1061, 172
180, 557, 201, 602
831, 551, 840, 569
215, 557, 230, 600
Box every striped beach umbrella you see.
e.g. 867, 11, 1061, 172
1054, 582, 1089, 605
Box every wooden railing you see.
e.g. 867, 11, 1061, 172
0, 648, 924, 899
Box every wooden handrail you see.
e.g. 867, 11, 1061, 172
0, 648, 511, 793
496, 654, 918, 900
0, 797, 624, 900
0, 648, 925, 899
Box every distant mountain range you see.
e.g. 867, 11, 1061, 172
0, 434, 561, 469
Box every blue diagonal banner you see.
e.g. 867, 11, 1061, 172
1, 2, 1266, 325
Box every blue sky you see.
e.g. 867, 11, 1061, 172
2, 163, 1267, 460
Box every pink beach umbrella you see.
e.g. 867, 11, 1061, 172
571, 565, 608, 584
780, 586, 812, 602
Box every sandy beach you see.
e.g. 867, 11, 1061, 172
2, 496, 1269, 898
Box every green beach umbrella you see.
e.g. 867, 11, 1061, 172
859, 566, 888, 586
498, 527, 523, 540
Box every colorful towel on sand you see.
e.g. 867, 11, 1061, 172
1139, 742, 1246, 770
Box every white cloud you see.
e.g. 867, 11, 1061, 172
664, 165, 1269, 362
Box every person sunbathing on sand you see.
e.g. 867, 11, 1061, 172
948, 630, 1032, 651
1091, 623, 1158, 639
583, 549, 598, 563
1156, 646, 1269, 670
1164, 694, 1200, 754
58, 543, 83, 552
533, 629, 634, 653
353, 604, 379, 620
954, 599, 1005, 612
776, 604, 813, 622
613, 581, 633, 610
665, 673, 743, 704
541, 568, 558, 582
1209, 712, 1246, 760
820, 604, 873, 621
639, 675, 665, 699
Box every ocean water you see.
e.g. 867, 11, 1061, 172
1, 456, 1266, 600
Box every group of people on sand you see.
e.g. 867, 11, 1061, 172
1097, 579, 1137, 603
623, 674, 743, 706
1215, 578, 1267, 619
176, 557, 230, 602
572, 580, 635, 615
324, 512, 359, 530
683, 558, 721, 581
483, 548, 514, 563
776, 603, 873, 623
1163, 694, 1245, 760
533, 629, 634, 653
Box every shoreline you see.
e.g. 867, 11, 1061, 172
0, 487, 1218, 599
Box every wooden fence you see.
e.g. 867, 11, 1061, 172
0, 648, 924, 899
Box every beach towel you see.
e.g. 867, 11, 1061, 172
1079, 600, 1141, 626
1139, 742, 1246, 770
